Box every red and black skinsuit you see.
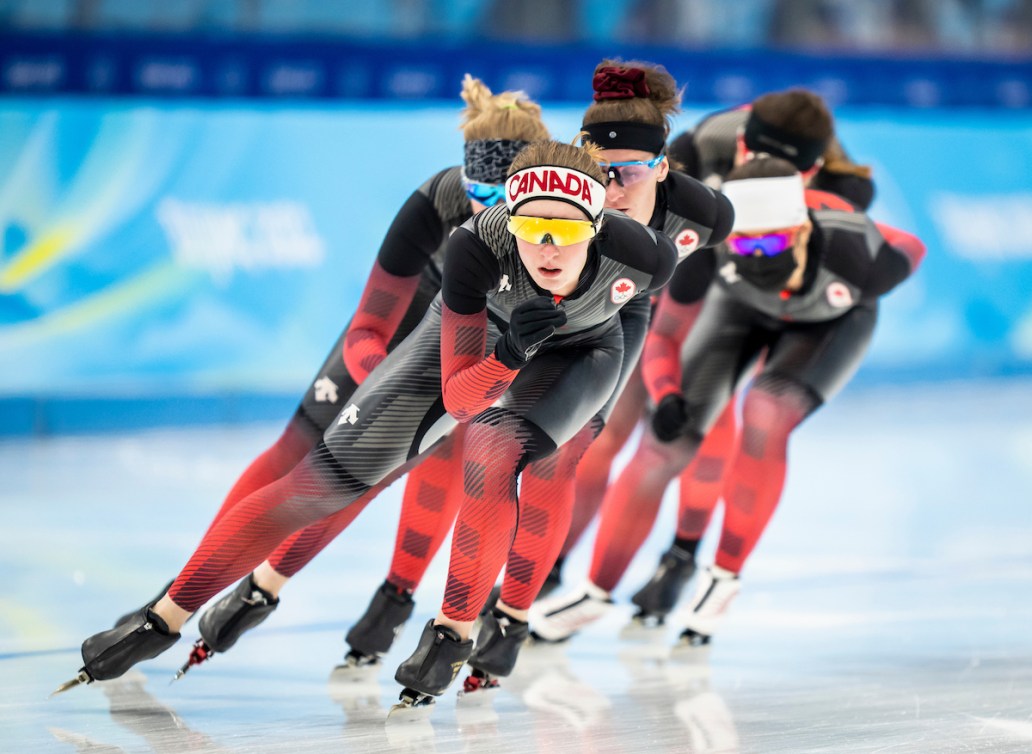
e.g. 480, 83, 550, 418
166, 206, 678, 623
557, 108, 881, 575
586, 195, 926, 590
495, 171, 734, 611
195, 167, 471, 580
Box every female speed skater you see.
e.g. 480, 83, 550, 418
300, 59, 736, 687
530, 155, 925, 647
105, 75, 551, 675
58, 140, 682, 708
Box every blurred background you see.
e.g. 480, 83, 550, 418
2, 0, 1031, 435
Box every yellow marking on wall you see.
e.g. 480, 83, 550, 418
0, 227, 77, 293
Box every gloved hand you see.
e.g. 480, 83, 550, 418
651, 394, 690, 442
494, 296, 568, 369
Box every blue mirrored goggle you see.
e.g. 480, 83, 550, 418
462, 175, 506, 207
598, 154, 665, 188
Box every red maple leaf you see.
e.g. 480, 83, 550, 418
615, 281, 631, 293
678, 232, 697, 246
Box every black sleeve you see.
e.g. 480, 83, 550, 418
375, 191, 449, 277
441, 227, 502, 314
598, 214, 678, 295
662, 172, 736, 250
863, 240, 913, 298
649, 232, 678, 293
666, 247, 717, 304
612, 293, 651, 398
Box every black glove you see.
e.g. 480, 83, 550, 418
494, 296, 568, 369
651, 394, 690, 442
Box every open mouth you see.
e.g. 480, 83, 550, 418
538, 266, 562, 278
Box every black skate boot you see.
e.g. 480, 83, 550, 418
462, 608, 530, 694
630, 545, 696, 626
113, 579, 174, 629
173, 574, 279, 681
341, 580, 415, 669
53, 608, 180, 695
391, 620, 473, 712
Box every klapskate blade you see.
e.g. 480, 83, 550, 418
49, 670, 91, 698
387, 696, 435, 721
456, 674, 500, 703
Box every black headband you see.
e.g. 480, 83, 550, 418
743, 112, 828, 171
463, 139, 530, 184
581, 121, 666, 154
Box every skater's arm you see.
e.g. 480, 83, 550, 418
440, 229, 520, 422
641, 287, 703, 404
343, 186, 452, 382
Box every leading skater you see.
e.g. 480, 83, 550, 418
109, 74, 550, 669
59, 140, 680, 706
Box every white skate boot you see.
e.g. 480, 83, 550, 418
528, 581, 613, 643
675, 565, 740, 648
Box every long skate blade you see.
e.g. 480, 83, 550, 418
456, 672, 500, 703
49, 670, 91, 698
387, 692, 435, 721
170, 639, 213, 683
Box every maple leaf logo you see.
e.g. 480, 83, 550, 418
610, 277, 636, 304
676, 229, 700, 257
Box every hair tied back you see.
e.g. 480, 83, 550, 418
592, 66, 650, 101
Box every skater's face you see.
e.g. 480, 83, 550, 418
598, 148, 668, 225
509, 199, 594, 297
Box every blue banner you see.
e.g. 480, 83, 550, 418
1, 100, 1031, 431
3, 33, 1031, 109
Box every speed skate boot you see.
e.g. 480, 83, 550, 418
52, 608, 180, 695
341, 580, 415, 669
528, 581, 614, 643
174, 575, 279, 680
462, 608, 530, 694
629, 545, 697, 626
676, 566, 741, 649
392, 620, 474, 711
113, 579, 175, 628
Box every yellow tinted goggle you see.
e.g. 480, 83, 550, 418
507, 216, 598, 247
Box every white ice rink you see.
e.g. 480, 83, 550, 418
3, 379, 1031, 753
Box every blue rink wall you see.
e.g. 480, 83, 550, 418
1, 99, 1031, 435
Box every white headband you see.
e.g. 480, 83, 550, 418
723, 174, 807, 233
505, 165, 606, 222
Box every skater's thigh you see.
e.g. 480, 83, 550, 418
502, 333, 624, 449
322, 303, 458, 486
680, 290, 768, 435
762, 302, 878, 407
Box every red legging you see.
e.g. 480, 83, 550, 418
675, 399, 738, 542
443, 410, 554, 622
386, 424, 468, 591
584, 396, 737, 592
714, 383, 813, 573
499, 419, 601, 610
560, 364, 647, 559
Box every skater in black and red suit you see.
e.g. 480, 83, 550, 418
107, 75, 550, 665
531, 155, 925, 645
319, 59, 736, 684
61, 140, 685, 704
